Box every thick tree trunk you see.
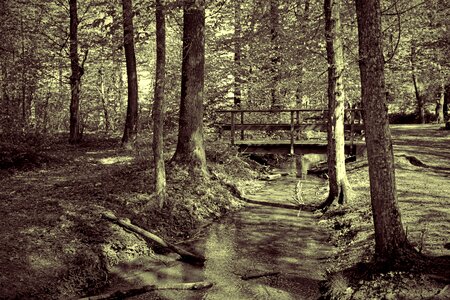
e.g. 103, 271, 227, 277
171, 0, 207, 175
234, 1, 242, 108
318, 0, 350, 211
153, 0, 166, 208
410, 41, 425, 124
355, 0, 416, 265
69, 0, 82, 144
121, 0, 139, 146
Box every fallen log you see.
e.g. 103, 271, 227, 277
102, 212, 205, 266
241, 271, 280, 280
259, 174, 282, 181
79, 281, 213, 300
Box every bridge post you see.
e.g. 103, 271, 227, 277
290, 111, 295, 155
296, 110, 300, 140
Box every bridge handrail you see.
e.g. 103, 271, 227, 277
215, 108, 364, 154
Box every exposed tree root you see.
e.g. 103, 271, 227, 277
102, 212, 205, 266
315, 187, 347, 212
79, 281, 213, 300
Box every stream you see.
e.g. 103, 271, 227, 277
114, 174, 335, 300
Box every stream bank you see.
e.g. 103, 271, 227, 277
105, 174, 335, 300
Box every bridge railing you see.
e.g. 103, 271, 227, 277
215, 108, 364, 154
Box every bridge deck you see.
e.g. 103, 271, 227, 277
234, 139, 366, 156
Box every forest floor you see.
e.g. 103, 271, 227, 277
0, 134, 258, 299
0, 124, 449, 299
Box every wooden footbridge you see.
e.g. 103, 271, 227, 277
216, 108, 366, 157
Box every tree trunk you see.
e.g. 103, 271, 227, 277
355, 0, 417, 265
444, 83, 449, 129
121, 0, 139, 146
171, 0, 207, 175
410, 41, 424, 124
99, 68, 110, 133
317, 0, 350, 211
435, 84, 444, 124
153, 0, 166, 208
270, 0, 281, 108
69, 0, 82, 144
234, 0, 242, 108
295, 0, 309, 108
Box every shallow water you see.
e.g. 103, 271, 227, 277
119, 175, 334, 300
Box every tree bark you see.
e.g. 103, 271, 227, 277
121, 0, 139, 146
171, 0, 207, 175
355, 0, 416, 265
153, 0, 166, 208
317, 0, 351, 211
69, 0, 82, 144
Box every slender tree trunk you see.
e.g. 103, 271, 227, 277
69, 0, 82, 144
435, 84, 444, 124
317, 0, 350, 210
234, 1, 242, 108
410, 41, 424, 124
99, 68, 110, 133
20, 16, 27, 128
355, 0, 417, 265
444, 83, 450, 129
121, 0, 139, 146
295, 0, 309, 108
153, 0, 166, 208
171, 0, 207, 175
270, 0, 281, 108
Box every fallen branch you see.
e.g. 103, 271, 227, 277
80, 281, 213, 300
241, 271, 280, 280
102, 212, 205, 266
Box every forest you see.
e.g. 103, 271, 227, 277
0, 0, 449, 299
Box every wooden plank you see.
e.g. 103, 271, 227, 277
219, 123, 363, 131
233, 140, 366, 156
